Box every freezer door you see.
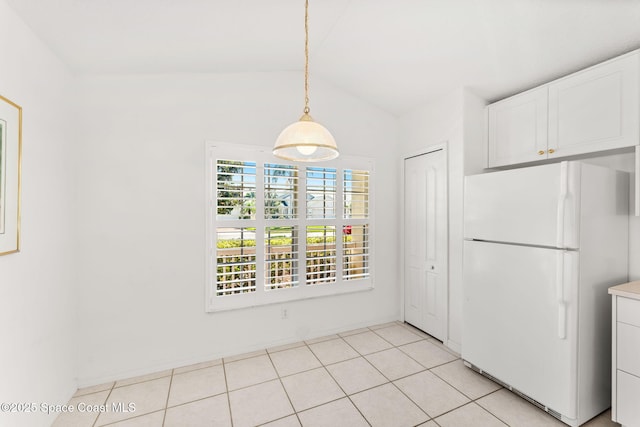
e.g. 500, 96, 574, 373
462, 240, 578, 419
464, 162, 579, 248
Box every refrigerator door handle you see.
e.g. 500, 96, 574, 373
556, 251, 566, 340
556, 162, 568, 248
558, 302, 567, 340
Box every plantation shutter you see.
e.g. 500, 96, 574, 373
305, 167, 338, 285
343, 170, 370, 280
215, 160, 257, 296
207, 143, 374, 312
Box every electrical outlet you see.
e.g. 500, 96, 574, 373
281, 308, 288, 319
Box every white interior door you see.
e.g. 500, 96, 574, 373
403, 149, 448, 341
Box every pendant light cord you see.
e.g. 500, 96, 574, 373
303, 0, 310, 115
272, 0, 339, 161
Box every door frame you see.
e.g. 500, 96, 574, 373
400, 142, 450, 343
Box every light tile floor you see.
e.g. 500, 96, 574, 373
54, 321, 620, 427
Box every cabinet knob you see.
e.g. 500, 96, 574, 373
538, 150, 545, 155
548, 149, 556, 154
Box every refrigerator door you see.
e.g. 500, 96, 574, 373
462, 240, 578, 419
464, 162, 580, 248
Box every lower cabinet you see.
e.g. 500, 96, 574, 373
611, 292, 640, 427
617, 370, 640, 426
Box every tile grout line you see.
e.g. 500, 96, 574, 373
426, 385, 517, 425
223, 347, 364, 396
395, 342, 458, 373
379, 350, 432, 424
430, 399, 506, 427
160, 369, 174, 427
265, 336, 374, 425
264, 349, 301, 426
403, 328, 526, 426
171, 361, 223, 376
393, 324, 511, 425
341, 325, 432, 425
223, 349, 269, 364
77, 371, 174, 399
99, 410, 166, 427
319, 360, 373, 427
358, 323, 484, 424
111, 370, 173, 389
91, 382, 115, 427
172, 352, 506, 426
308, 329, 374, 424
271, 330, 369, 422
428, 361, 502, 402
399, 322, 462, 357
165, 391, 229, 409
306, 335, 364, 367
221, 358, 235, 427
468, 388, 512, 426
292, 342, 348, 425
94, 374, 174, 427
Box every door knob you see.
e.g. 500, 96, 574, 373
548, 149, 555, 154
538, 150, 545, 155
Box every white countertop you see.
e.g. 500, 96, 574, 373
609, 281, 640, 300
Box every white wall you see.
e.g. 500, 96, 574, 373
463, 91, 488, 176
75, 72, 399, 385
0, 1, 78, 426
398, 88, 466, 352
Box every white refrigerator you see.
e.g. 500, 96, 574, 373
463, 161, 629, 426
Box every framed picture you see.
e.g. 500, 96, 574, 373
0, 94, 22, 256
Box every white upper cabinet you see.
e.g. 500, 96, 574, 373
488, 87, 548, 167
487, 50, 640, 168
548, 53, 639, 157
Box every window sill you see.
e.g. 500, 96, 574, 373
206, 280, 374, 313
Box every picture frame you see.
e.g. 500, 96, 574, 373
0, 94, 22, 256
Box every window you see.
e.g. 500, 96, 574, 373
206, 142, 374, 311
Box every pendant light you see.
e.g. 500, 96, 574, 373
273, 0, 339, 162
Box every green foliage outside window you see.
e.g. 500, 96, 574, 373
217, 235, 352, 249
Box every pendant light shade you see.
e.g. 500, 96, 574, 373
273, 0, 339, 162
273, 112, 339, 162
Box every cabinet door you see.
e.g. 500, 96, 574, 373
548, 53, 639, 158
617, 370, 640, 427
488, 87, 548, 168
618, 322, 640, 378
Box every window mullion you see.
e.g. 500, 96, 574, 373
335, 167, 344, 281
255, 161, 266, 301
299, 167, 308, 287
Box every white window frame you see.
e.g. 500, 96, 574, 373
205, 142, 374, 312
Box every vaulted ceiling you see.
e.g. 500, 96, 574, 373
6, 0, 640, 115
